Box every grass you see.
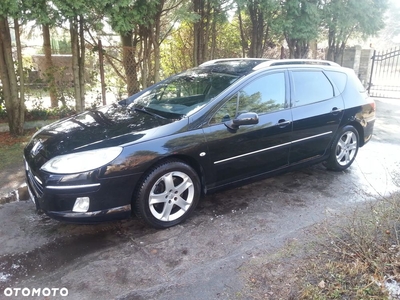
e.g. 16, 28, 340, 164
0, 130, 35, 170
240, 193, 400, 299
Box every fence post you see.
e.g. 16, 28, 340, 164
368, 50, 376, 94
98, 39, 106, 105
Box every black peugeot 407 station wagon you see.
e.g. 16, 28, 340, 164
24, 59, 376, 228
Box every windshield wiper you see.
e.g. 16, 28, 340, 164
128, 105, 166, 119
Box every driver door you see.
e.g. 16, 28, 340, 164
203, 71, 292, 188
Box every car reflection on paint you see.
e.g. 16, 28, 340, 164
24, 58, 376, 228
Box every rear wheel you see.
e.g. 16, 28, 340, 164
134, 160, 201, 228
325, 125, 359, 171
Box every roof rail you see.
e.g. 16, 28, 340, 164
200, 58, 270, 67
253, 59, 340, 70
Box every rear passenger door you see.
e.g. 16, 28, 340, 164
289, 69, 345, 164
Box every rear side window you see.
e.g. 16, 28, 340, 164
325, 71, 347, 94
346, 70, 367, 93
291, 71, 334, 106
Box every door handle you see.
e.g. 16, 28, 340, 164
277, 119, 291, 127
331, 107, 342, 115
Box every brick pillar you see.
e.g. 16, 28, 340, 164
359, 49, 374, 86
342, 45, 362, 74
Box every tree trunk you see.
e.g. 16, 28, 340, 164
192, 0, 212, 65
141, 32, 149, 89
0, 18, 24, 135
238, 5, 247, 57
79, 16, 85, 104
153, 0, 164, 83
210, 7, 217, 60
248, 2, 265, 58
286, 35, 295, 58
14, 19, 25, 121
43, 24, 58, 107
286, 37, 309, 59
70, 17, 84, 112
326, 26, 336, 61
121, 33, 139, 96
193, 0, 202, 66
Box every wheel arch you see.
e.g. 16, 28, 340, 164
165, 154, 206, 193
346, 121, 365, 147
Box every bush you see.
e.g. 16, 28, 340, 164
0, 106, 77, 123
25, 106, 76, 121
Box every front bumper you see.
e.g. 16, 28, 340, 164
25, 162, 141, 223
46, 204, 132, 223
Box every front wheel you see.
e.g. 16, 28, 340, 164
324, 125, 359, 171
133, 160, 201, 228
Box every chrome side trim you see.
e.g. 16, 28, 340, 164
291, 131, 332, 144
46, 183, 101, 190
214, 131, 333, 165
214, 142, 291, 164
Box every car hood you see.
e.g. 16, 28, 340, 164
25, 104, 175, 161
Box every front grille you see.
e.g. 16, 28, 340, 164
25, 161, 44, 197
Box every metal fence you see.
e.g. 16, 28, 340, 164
368, 48, 400, 99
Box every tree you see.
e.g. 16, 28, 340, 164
281, 0, 320, 58
236, 0, 280, 58
105, 0, 164, 95
24, 0, 60, 108
191, 0, 234, 65
322, 0, 388, 62
0, 1, 25, 135
52, 0, 96, 112
70, 15, 86, 112
378, 0, 400, 46
192, 0, 215, 65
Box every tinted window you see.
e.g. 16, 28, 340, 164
346, 70, 367, 92
239, 72, 286, 114
131, 70, 238, 117
325, 71, 347, 94
291, 71, 334, 106
210, 96, 238, 124
210, 72, 286, 124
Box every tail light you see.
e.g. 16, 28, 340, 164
370, 99, 376, 111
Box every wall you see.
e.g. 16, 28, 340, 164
342, 46, 374, 86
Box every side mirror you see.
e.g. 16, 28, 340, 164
225, 112, 259, 131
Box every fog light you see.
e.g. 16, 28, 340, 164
72, 197, 90, 212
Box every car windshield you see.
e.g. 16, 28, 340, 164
130, 68, 239, 118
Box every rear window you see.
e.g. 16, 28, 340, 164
347, 70, 367, 93
325, 71, 347, 94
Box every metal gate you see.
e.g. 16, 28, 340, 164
368, 47, 400, 98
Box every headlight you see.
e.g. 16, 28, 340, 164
41, 147, 123, 174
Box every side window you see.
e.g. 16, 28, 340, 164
209, 72, 286, 125
239, 72, 286, 114
291, 71, 334, 106
210, 96, 238, 124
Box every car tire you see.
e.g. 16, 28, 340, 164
324, 125, 359, 171
134, 160, 201, 228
